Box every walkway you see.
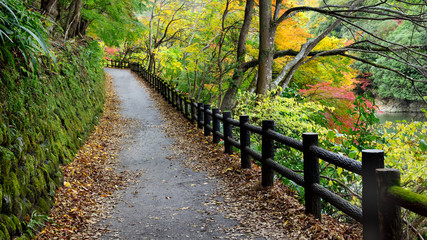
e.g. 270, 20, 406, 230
100, 68, 240, 239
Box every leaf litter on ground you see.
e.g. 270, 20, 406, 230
37, 74, 138, 239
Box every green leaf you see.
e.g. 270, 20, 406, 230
348, 151, 358, 159
420, 139, 427, 151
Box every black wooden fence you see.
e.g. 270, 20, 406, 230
106, 60, 427, 240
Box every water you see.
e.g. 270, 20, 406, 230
375, 112, 426, 123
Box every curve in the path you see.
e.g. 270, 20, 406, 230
100, 68, 241, 239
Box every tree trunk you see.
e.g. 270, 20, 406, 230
78, 18, 92, 36
256, 0, 276, 95
64, 0, 83, 39
41, 0, 59, 20
220, 0, 254, 110
148, 52, 156, 73
216, 0, 231, 107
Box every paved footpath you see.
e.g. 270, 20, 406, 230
100, 68, 242, 239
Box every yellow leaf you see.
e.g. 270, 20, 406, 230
337, 167, 343, 176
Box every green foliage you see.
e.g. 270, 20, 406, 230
23, 211, 50, 238
84, 0, 146, 46
234, 90, 330, 138
0, 0, 54, 71
374, 121, 426, 188
0, 40, 105, 238
357, 21, 427, 101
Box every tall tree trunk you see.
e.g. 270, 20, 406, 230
148, 52, 156, 73
256, 0, 276, 95
64, 0, 83, 39
220, 0, 254, 110
78, 18, 92, 36
216, 0, 231, 107
41, 0, 59, 20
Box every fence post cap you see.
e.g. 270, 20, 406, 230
303, 132, 318, 136
376, 168, 400, 173
240, 115, 249, 121
362, 149, 384, 154
262, 119, 274, 124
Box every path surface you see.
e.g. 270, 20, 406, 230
100, 68, 240, 239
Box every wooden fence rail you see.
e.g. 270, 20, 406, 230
107, 60, 427, 240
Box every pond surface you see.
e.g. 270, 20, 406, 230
375, 112, 426, 123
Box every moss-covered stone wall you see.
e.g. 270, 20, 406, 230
0, 41, 105, 239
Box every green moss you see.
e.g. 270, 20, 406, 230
0, 186, 2, 210
11, 215, 22, 235
0, 222, 10, 239
1, 40, 105, 239
23, 155, 35, 176
22, 198, 33, 214
0, 230, 6, 239
36, 198, 50, 215
15, 169, 27, 187
0, 147, 15, 176
389, 186, 427, 207
0, 123, 7, 145
0, 214, 16, 236
2, 193, 12, 214
9, 172, 21, 199
30, 175, 42, 199
12, 198, 25, 219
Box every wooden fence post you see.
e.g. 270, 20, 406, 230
212, 108, 220, 143
362, 149, 384, 240
184, 99, 189, 119
153, 76, 159, 92
167, 86, 171, 104
223, 112, 233, 154
190, 99, 196, 124
197, 103, 203, 129
240, 115, 251, 169
262, 120, 275, 187
303, 133, 321, 220
176, 93, 180, 110
154, 77, 158, 92
172, 90, 177, 108
376, 168, 402, 240
204, 105, 211, 136
178, 95, 183, 112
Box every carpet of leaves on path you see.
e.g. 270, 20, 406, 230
37, 74, 137, 239
134, 73, 362, 240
